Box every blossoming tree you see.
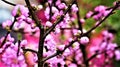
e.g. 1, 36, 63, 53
0, 0, 120, 67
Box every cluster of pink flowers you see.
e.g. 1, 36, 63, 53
86, 5, 112, 20
0, 34, 27, 67
1, 42, 27, 67
87, 30, 119, 67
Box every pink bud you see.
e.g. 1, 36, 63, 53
46, 21, 52, 27
86, 11, 93, 18
115, 50, 120, 60
80, 36, 89, 44
80, 18, 85, 24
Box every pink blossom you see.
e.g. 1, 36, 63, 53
12, 4, 29, 17
56, 0, 61, 6
1, 46, 27, 67
71, 4, 78, 12
2, 20, 12, 28
94, 5, 106, 12
58, 3, 66, 9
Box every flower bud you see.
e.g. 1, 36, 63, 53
80, 36, 89, 45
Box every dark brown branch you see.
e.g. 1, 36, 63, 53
0, 32, 9, 48
75, 0, 83, 34
22, 48, 38, 54
38, 28, 45, 67
17, 40, 21, 56
42, 52, 58, 62
80, 44, 89, 67
2, 0, 16, 6
48, 2, 53, 21
25, 0, 45, 67
60, 27, 79, 30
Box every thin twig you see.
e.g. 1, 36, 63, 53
22, 48, 38, 54
17, 40, 21, 56
75, 0, 83, 34
42, 52, 58, 62
60, 27, 79, 30
48, 2, 52, 21
2, 0, 16, 6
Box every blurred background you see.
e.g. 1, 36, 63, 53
0, 0, 120, 66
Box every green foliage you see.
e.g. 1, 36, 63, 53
114, 60, 120, 67
84, 18, 95, 30
106, 10, 120, 45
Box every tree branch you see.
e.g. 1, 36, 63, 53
22, 48, 38, 54
75, 0, 83, 34
17, 40, 21, 56
2, 0, 16, 6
